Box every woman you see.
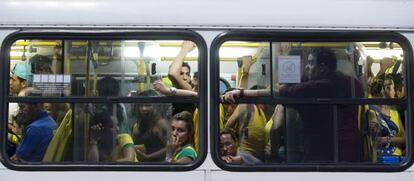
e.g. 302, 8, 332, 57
132, 90, 170, 162
368, 74, 405, 161
88, 112, 137, 162
166, 111, 197, 163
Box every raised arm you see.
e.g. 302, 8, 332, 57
168, 41, 195, 90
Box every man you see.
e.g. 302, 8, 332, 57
222, 47, 363, 162
168, 41, 195, 91
10, 89, 57, 162
168, 41, 197, 114
10, 62, 32, 96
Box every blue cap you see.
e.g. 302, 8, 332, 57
11, 62, 32, 82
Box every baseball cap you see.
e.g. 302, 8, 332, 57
11, 62, 33, 82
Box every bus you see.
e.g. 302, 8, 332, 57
1, 0, 414, 180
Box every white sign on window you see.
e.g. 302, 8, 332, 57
278, 56, 301, 83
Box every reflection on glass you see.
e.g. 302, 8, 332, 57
218, 103, 406, 165
6, 102, 199, 164
219, 42, 271, 90
218, 41, 405, 99
9, 40, 199, 97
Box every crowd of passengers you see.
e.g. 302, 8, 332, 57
7, 41, 198, 163
7, 42, 406, 165
219, 46, 406, 164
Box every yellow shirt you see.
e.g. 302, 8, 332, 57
116, 133, 138, 162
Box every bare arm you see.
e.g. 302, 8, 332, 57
238, 56, 255, 89
87, 142, 100, 162
221, 89, 271, 103
168, 41, 195, 90
153, 80, 197, 96
224, 105, 242, 129
117, 146, 136, 162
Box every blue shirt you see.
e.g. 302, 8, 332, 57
16, 112, 57, 162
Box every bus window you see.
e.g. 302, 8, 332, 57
3, 31, 207, 171
213, 32, 410, 171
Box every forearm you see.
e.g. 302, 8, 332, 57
87, 143, 100, 161
224, 105, 242, 128
145, 147, 167, 161
391, 136, 406, 148
244, 89, 271, 97
117, 147, 135, 162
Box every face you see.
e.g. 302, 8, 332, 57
384, 79, 395, 98
10, 74, 26, 96
171, 120, 190, 146
137, 103, 155, 120
18, 103, 39, 125
180, 66, 191, 83
192, 77, 198, 89
305, 54, 318, 80
220, 133, 237, 156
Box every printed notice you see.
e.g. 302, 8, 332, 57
278, 56, 301, 83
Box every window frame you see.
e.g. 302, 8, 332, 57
0, 29, 208, 171
210, 31, 414, 172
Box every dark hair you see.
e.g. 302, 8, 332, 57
90, 112, 117, 158
193, 72, 198, 79
182, 62, 191, 73
171, 111, 194, 146
97, 77, 119, 96
133, 89, 172, 117
30, 54, 53, 74
390, 73, 404, 92
220, 128, 238, 143
369, 74, 385, 98
313, 47, 337, 71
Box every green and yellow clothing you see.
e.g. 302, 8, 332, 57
173, 144, 197, 161
116, 133, 138, 162
238, 105, 267, 160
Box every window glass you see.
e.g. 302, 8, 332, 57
216, 35, 409, 171
9, 40, 199, 97
5, 35, 204, 169
218, 41, 405, 99
7, 102, 199, 164
217, 103, 406, 164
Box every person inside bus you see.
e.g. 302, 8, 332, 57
191, 72, 198, 92
8, 62, 32, 157
10, 88, 57, 162
166, 111, 197, 163
132, 90, 170, 162
93, 77, 129, 133
29, 54, 70, 125
222, 47, 364, 162
220, 128, 242, 164
10, 62, 32, 96
87, 112, 137, 162
168, 41, 197, 114
30, 54, 54, 74
368, 74, 405, 162
223, 87, 268, 165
